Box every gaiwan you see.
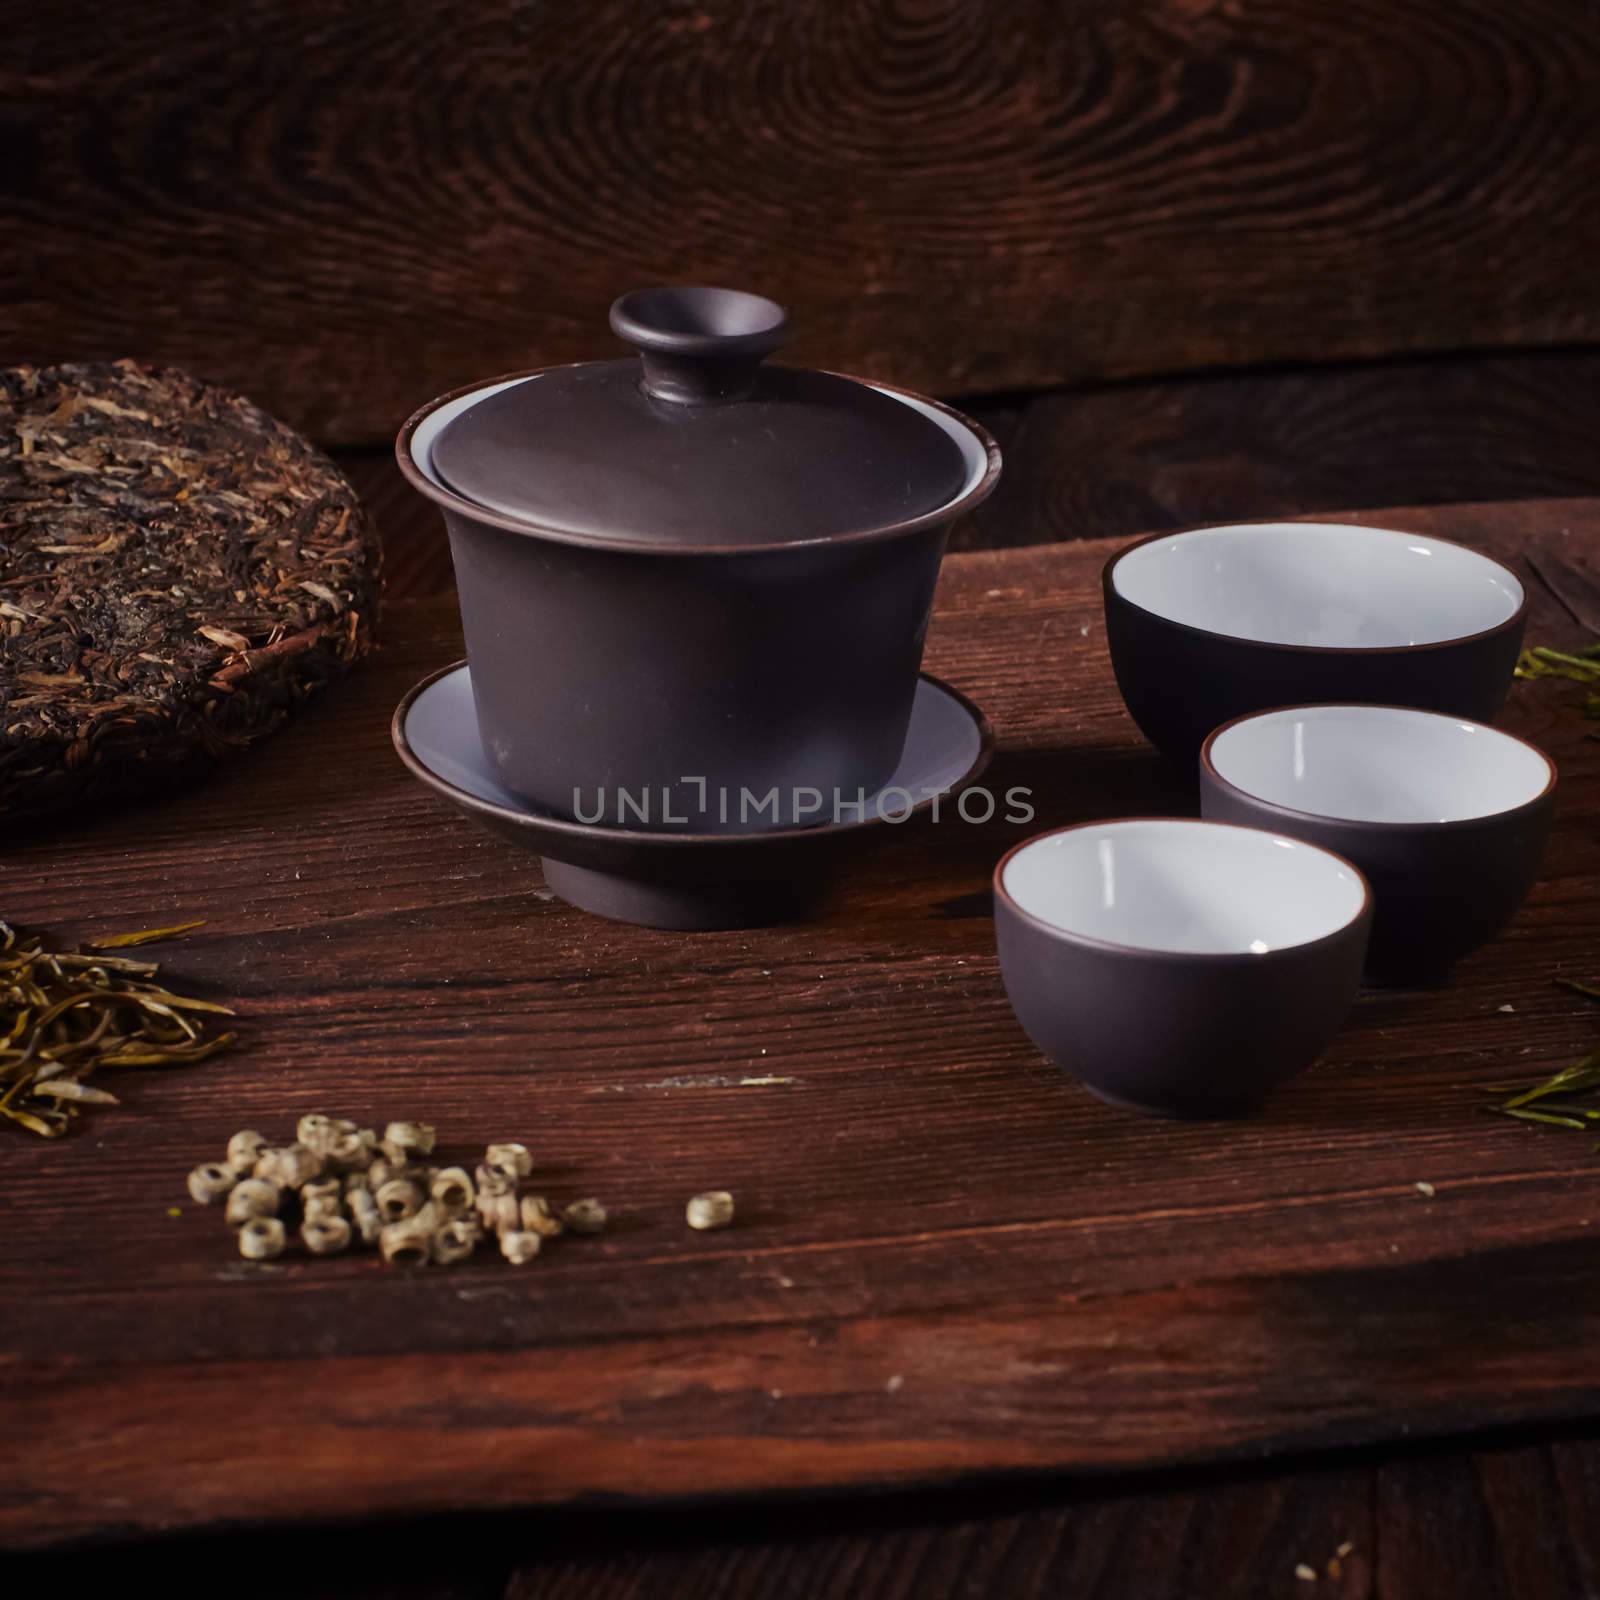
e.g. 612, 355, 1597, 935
398, 287, 1000, 832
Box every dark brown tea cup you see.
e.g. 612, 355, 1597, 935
993, 819, 1371, 1118
397, 288, 1000, 833
1102, 522, 1527, 760
1200, 705, 1556, 983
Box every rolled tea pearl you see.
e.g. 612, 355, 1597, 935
562, 1198, 607, 1235
302, 1215, 352, 1256
519, 1194, 563, 1238
431, 1217, 481, 1264
686, 1191, 735, 1231
499, 1229, 542, 1265
187, 1162, 238, 1204
348, 1187, 382, 1245
225, 1178, 281, 1226
430, 1166, 475, 1215
226, 1130, 269, 1175
383, 1120, 437, 1159
485, 1142, 533, 1181
238, 1217, 286, 1260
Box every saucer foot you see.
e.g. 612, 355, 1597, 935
540, 858, 823, 931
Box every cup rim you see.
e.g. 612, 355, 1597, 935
992, 816, 1373, 963
1100, 521, 1527, 657
396, 365, 1002, 557
1199, 703, 1558, 833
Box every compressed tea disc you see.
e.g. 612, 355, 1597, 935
0, 360, 380, 823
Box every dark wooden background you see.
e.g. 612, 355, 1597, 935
2, 0, 1598, 445
6, 1, 1600, 1594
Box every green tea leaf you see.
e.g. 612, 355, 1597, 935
83, 920, 206, 950
1, 919, 234, 1138
1495, 1106, 1594, 1131
1502, 1053, 1600, 1110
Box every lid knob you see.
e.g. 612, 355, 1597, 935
610, 287, 789, 406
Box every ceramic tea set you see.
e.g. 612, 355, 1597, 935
393, 286, 1556, 1118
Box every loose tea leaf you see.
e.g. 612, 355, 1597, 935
1487, 1048, 1600, 1150
0, 360, 380, 825
84, 921, 206, 950
1516, 639, 1600, 724
1496, 1106, 1595, 1131
1500, 1053, 1600, 1110
0, 918, 234, 1137
1555, 975, 1600, 1001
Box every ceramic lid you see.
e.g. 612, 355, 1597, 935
429, 287, 970, 547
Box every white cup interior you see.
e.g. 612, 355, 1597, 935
1001, 820, 1366, 956
1208, 705, 1552, 824
1110, 522, 1522, 648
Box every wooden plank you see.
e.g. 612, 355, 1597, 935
5, 0, 1599, 444
8, 1428, 1600, 1596
503, 1462, 1379, 1600
0, 500, 1597, 1546
964, 350, 1600, 551
1375, 1439, 1600, 1600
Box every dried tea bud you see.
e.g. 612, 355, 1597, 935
431, 1217, 481, 1265
256, 1144, 324, 1188
225, 1178, 281, 1226
485, 1142, 533, 1181
302, 1215, 352, 1256
226, 1129, 269, 1174
499, 1229, 542, 1265
187, 1162, 238, 1204
562, 1198, 607, 1236
379, 1220, 431, 1267
519, 1194, 563, 1238
238, 1217, 286, 1260
348, 1187, 382, 1245
296, 1113, 336, 1151
32, 1080, 119, 1105
384, 1120, 437, 1158
686, 1191, 735, 1231
478, 1192, 520, 1234
375, 1176, 425, 1223
474, 1161, 515, 1199
326, 1129, 373, 1172
430, 1167, 475, 1215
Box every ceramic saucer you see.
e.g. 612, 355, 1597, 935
393, 662, 994, 930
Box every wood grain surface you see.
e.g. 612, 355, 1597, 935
964, 349, 1600, 551
0, 500, 1597, 1548
6, 0, 1599, 444
6, 1425, 1599, 1597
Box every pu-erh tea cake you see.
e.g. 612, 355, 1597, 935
0, 360, 380, 822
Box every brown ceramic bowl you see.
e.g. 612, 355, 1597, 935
397, 288, 1001, 834
1200, 704, 1556, 983
1102, 522, 1527, 759
993, 819, 1371, 1118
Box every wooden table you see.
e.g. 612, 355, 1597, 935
3, 491, 1599, 1593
